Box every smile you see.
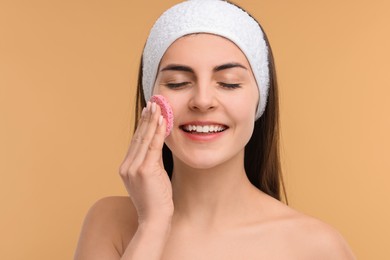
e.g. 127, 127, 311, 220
180, 124, 228, 134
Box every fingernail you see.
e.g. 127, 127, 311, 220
141, 107, 146, 117
151, 102, 157, 113
146, 101, 151, 111
158, 115, 163, 126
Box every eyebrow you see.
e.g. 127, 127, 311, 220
160, 62, 247, 73
160, 64, 194, 73
213, 62, 247, 72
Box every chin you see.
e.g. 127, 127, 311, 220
176, 154, 219, 169
173, 149, 242, 172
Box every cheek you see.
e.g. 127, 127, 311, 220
235, 112, 256, 152
228, 88, 258, 141
235, 108, 255, 138
229, 89, 259, 120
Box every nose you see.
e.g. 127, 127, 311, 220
188, 81, 218, 112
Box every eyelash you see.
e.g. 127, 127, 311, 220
164, 82, 242, 89
218, 82, 242, 89
165, 82, 190, 89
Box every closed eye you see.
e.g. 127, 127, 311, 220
218, 82, 242, 89
164, 82, 190, 89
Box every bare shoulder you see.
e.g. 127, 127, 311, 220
287, 213, 356, 259
84, 196, 137, 233
74, 196, 138, 259
261, 198, 356, 260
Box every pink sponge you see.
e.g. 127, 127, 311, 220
150, 95, 173, 137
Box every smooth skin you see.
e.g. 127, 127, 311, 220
75, 34, 356, 259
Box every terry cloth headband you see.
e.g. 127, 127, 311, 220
142, 0, 270, 119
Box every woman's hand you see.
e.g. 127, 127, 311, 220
119, 101, 173, 225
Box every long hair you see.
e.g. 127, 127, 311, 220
133, 3, 287, 203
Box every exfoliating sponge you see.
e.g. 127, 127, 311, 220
150, 95, 173, 137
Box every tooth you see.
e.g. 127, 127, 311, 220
182, 124, 226, 133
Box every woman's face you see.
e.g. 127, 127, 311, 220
153, 33, 259, 170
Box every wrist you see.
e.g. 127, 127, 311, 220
138, 212, 173, 226
138, 217, 172, 234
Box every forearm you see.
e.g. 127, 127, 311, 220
121, 221, 171, 260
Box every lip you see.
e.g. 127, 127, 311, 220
179, 121, 229, 142
180, 121, 227, 126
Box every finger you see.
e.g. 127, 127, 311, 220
142, 112, 167, 172
129, 102, 163, 168
125, 103, 151, 157
120, 102, 152, 171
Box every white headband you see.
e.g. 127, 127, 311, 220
142, 0, 270, 119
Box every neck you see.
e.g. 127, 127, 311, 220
170, 150, 260, 230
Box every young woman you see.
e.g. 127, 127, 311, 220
75, 1, 355, 259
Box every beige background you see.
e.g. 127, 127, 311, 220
1, 0, 389, 259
